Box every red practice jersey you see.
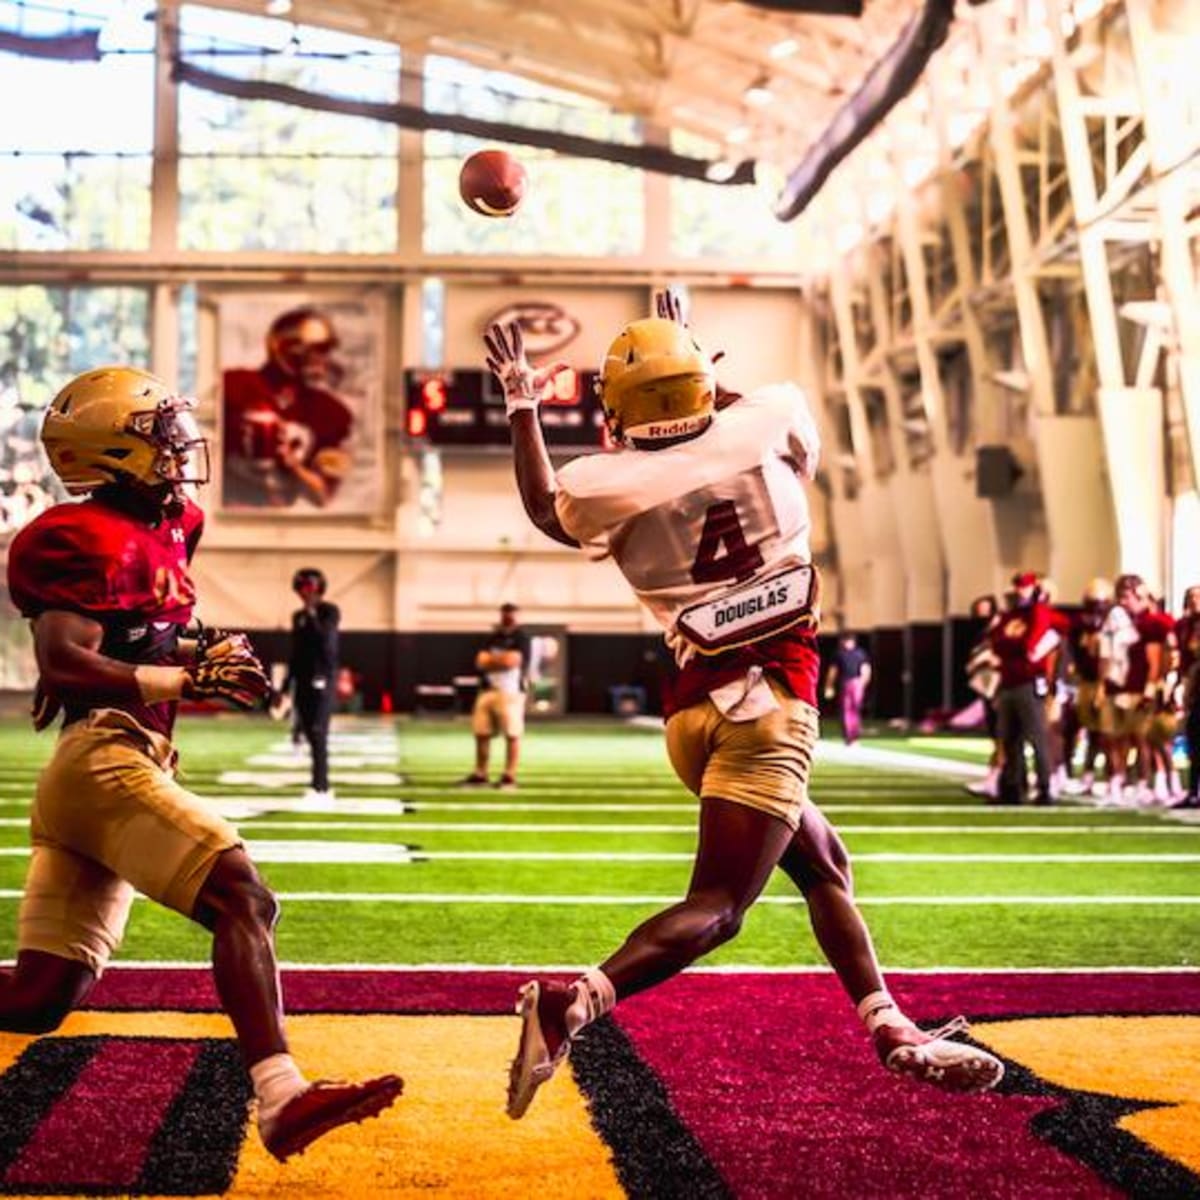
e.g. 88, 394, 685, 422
989, 602, 1063, 689
7, 492, 203, 737
1121, 610, 1174, 696
1068, 608, 1106, 683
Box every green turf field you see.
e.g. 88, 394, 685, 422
0, 715, 1196, 970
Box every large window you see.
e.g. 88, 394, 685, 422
177, 6, 400, 252
423, 57, 643, 257
0, 285, 150, 537
670, 133, 800, 262
0, 0, 154, 251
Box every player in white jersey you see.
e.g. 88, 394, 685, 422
485, 298, 1005, 1119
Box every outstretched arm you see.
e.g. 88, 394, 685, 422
34, 610, 270, 714
485, 321, 579, 549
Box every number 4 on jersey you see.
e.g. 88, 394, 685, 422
690, 500, 764, 584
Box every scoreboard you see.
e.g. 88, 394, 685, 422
404, 367, 608, 451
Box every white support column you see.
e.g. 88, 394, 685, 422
828, 248, 907, 630
978, 4, 1119, 597
1125, 0, 1200, 601
150, 3, 180, 383
1047, 0, 1164, 590
859, 226, 948, 624
890, 152, 1001, 613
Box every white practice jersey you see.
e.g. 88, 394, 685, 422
554, 383, 819, 636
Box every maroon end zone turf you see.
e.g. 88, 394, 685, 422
66, 968, 1200, 1199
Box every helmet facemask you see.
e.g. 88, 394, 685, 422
127, 394, 210, 489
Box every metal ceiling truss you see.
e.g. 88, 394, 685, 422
801, 0, 1198, 608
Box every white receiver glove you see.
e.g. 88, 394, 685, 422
484, 320, 570, 420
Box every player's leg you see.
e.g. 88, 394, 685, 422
497, 694, 524, 789
507, 794, 793, 1119
192, 847, 286, 1065
599, 796, 794, 996
779, 803, 1003, 1093
0, 951, 94, 1033
1024, 687, 1053, 804
778, 806, 880, 1002
995, 688, 1025, 804
64, 716, 402, 1160
507, 685, 807, 1119
3, 734, 138, 1034
462, 694, 493, 784
1, 838, 122, 1032
310, 687, 332, 795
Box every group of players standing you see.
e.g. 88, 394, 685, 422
968, 571, 1199, 808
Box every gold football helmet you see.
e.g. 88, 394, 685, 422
1083, 577, 1113, 606
41, 366, 209, 496
597, 318, 716, 445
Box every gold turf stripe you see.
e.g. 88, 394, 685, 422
974, 1015, 1200, 1176
0, 1012, 624, 1200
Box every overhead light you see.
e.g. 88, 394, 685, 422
705, 159, 739, 183
726, 125, 751, 146
266, 0, 292, 15
768, 37, 799, 60
743, 77, 774, 108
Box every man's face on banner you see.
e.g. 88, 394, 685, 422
269, 314, 340, 389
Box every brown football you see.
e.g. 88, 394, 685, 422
459, 149, 528, 218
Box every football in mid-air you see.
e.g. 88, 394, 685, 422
459, 149, 528, 218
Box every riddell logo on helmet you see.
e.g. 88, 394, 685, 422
633, 415, 710, 440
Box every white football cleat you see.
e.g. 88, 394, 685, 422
507, 980, 575, 1120
874, 1017, 1005, 1094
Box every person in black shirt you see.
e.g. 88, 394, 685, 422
285, 567, 339, 801
461, 603, 530, 791
823, 633, 872, 745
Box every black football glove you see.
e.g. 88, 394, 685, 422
185, 656, 271, 710
186, 628, 270, 709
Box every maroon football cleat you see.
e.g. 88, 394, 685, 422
873, 1017, 1004, 1094
507, 980, 576, 1119
260, 1075, 404, 1161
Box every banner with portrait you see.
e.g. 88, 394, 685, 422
214, 291, 385, 514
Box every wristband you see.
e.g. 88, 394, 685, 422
134, 665, 188, 704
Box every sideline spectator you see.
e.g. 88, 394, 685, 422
824, 633, 872, 745
284, 567, 339, 803
460, 603, 530, 791
989, 572, 1062, 806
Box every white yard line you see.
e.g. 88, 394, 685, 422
0, 890, 1189, 905
217, 771, 404, 787
233, 821, 1200, 835
0, 844, 1196, 864
19, 960, 1199, 975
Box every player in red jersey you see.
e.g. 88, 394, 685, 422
3, 366, 401, 1160
1064, 578, 1112, 796
487, 295, 1003, 1120
1176, 586, 1200, 807
1137, 597, 1180, 804
987, 573, 1063, 806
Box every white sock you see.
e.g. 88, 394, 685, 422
856, 990, 911, 1033
250, 1053, 309, 1123
564, 968, 616, 1036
